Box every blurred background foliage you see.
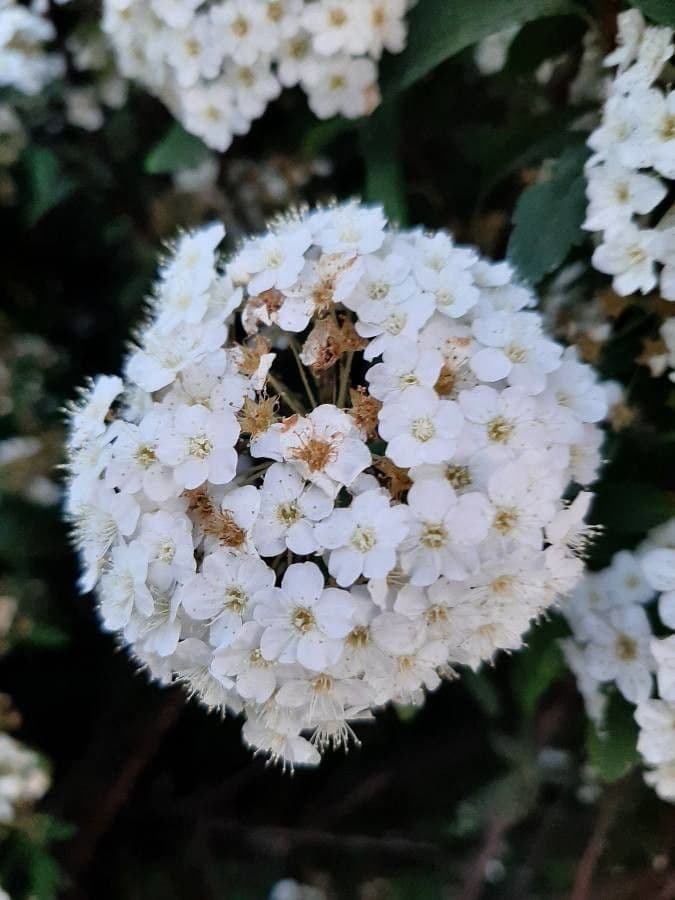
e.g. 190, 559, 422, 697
3, 0, 675, 897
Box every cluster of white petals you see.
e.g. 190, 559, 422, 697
0, 732, 49, 825
561, 518, 675, 802
64, 202, 606, 770
102, 0, 408, 151
585, 9, 675, 300
0, 0, 127, 141
0, 0, 65, 96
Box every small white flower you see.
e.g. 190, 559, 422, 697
336, 251, 414, 321
311, 203, 386, 256
621, 88, 675, 178
68, 375, 123, 450
236, 225, 311, 296
400, 479, 491, 585
314, 488, 409, 586
471, 310, 562, 393
157, 403, 239, 489
137, 509, 195, 592
179, 549, 273, 647
592, 223, 659, 296
365, 339, 442, 401
652, 635, 675, 703
416, 261, 480, 319
253, 462, 333, 556
106, 409, 178, 502
357, 293, 436, 360
211, 622, 278, 703
458, 385, 541, 457
584, 158, 666, 231
126, 321, 227, 392
302, 1, 370, 57
254, 561, 355, 670
377, 386, 464, 468
584, 605, 654, 703
279, 404, 370, 498
636, 699, 675, 765
99, 541, 153, 631
642, 546, 675, 627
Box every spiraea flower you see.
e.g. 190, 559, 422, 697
585, 10, 675, 302
0, 732, 50, 826
64, 202, 607, 770
101, 0, 409, 152
560, 517, 675, 805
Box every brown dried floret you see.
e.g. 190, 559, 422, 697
575, 333, 603, 364
301, 316, 366, 373
608, 401, 637, 432
289, 435, 337, 473
310, 254, 358, 317
636, 336, 668, 377
348, 386, 381, 439
203, 509, 247, 548
183, 486, 247, 548
434, 362, 457, 397
236, 335, 271, 376
374, 456, 412, 500
238, 395, 278, 436
599, 288, 631, 320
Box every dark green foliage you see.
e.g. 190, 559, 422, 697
145, 123, 211, 175
507, 144, 590, 284
2, 2, 675, 898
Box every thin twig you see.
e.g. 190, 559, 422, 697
337, 351, 354, 409
267, 373, 306, 416
459, 815, 508, 900
570, 787, 621, 900
206, 820, 442, 862
288, 335, 318, 409
58, 688, 184, 878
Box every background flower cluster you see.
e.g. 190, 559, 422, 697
102, 0, 408, 151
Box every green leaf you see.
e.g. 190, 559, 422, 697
302, 115, 359, 158
360, 103, 408, 225
629, 0, 675, 26
506, 15, 587, 75
463, 669, 501, 717
507, 143, 590, 284
381, 0, 574, 95
21, 147, 75, 227
461, 108, 585, 203
17, 622, 69, 650
587, 692, 639, 783
394, 703, 420, 723
144, 123, 211, 175
513, 617, 568, 716
591, 482, 675, 535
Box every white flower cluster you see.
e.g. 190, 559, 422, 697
585, 9, 675, 299
64, 202, 606, 770
102, 0, 408, 152
0, 0, 66, 97
0, 732, 49, 825
560, 518, 675, 802
61, 19, 128, 132
0, 0, 127, 142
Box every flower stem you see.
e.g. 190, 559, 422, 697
288, 336, 318, 409
266, 374, 306, 416
337, 351, 354, 409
